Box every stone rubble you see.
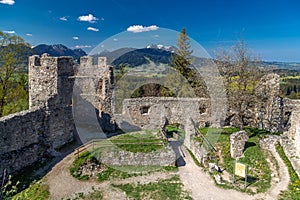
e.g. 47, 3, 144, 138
230, 131, 249, 159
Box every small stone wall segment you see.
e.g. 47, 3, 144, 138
189, 138, 208, 165
259, 135, 281, 151
230, 130, 249, 159
100, 146, 175, 166
184, 118, 196, 149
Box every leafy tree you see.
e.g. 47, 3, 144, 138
0, 31, 31, 117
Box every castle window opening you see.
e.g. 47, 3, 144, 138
140, 106, 150, 115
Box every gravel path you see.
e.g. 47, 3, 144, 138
255, 147, 290, 200
44, 144, 290, 200
178, 146, 290, 200
178, 147, 253, 200
45, 151, 175, 200
45, 152, 100, 200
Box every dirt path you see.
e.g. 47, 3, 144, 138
45, 152, 100, 200
44, 143, 290, 200
45, 151, 176, 200
255, 147, 290, 200
178, 147, 253, 200
178, 146, 290, 200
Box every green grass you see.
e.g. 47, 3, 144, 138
98, 165, 178, 182
70, 149, 178, 182
3, 156, 53, 198
186, 148, 203, 168
165, 125, 185, 139
70, 151, 94, 180
281, 76, 300, 80
112, 175, 192, 200
195, 127, 278, 194
276, 144, 300, 200
12, 180, 49, 200
97, 165, 134, 182
109, 131, 166, 153
76, 190, 103, 200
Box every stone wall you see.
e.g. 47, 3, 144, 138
255, 73, 282, 132
230, 131, 249, 159
2, 54, 300, 180
281, 99, 300, 176
100, 146, 175, 166
29, 54, 75, 148
0, 54, 76, 178
189, 137, 208, 165
116, 97, 210, 131
0, 108, 49, 177
73, 56, 115, 133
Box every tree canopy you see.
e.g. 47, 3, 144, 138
0, 31, 31, 116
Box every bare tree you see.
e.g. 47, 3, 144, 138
215, 38, 266, 129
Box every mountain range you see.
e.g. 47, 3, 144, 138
5, 43, 300, 73
32, 44, 86, 61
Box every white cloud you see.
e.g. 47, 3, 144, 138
3, 30, 15, 34
127, 25, 159, 33
0, 0, 15, 5
75, 45, 91, 49
113, 38, 118, 41
73, 36, 79, 40
78, 14, 98, 23
153, 34, 159, 38
60, 16, 68, 21
101, 17, 105, 21
26, 33, 33, 36
87, 27, 99, 32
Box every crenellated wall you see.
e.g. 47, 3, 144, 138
0, 54, 77, 177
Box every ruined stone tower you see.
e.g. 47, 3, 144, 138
28, 54, 75, 148
73, 56, 115, 134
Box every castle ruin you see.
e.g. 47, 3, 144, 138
1, 54, 300, 178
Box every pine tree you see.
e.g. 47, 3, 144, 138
170, 28, 193, 77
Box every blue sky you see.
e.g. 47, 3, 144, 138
0, 0, 300, 62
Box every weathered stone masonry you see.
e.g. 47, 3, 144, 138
0, 54, 116, 178
1, 54, 300, 178
0, 54, 75, 177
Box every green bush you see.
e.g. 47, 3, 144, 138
12, 180, 49, 200
70, 151, 93, 180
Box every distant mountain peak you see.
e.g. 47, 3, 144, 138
146, 44, 176, 53
33, 44, 86, 61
